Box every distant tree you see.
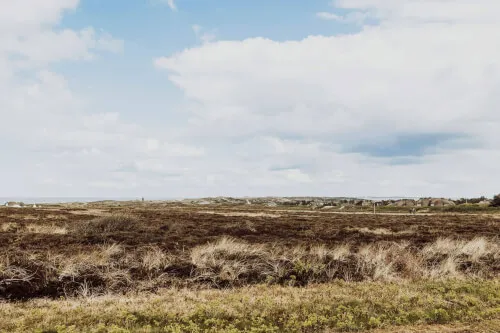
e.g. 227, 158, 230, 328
469, 196, 486, 204
491, 194, 500, 207
457, 196, 487, 205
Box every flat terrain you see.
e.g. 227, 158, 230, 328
1, 203, 499, 252
1, 202, 499, 332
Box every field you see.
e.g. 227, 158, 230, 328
1, 201, 499, 332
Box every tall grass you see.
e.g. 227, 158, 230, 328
1, 237, 499, 299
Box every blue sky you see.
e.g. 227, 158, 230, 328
55, 0, 356, 127
1, 0, 500, 199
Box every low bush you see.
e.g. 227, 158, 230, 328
492, 194, 500, 207
72, 214, 142, 236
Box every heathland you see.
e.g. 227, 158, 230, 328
0, 199, 499, 332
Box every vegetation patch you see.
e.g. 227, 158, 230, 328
0, 279, 498, 332
1, 204, 499, 332
71, 214, 142, 236
1, 237, 499, 299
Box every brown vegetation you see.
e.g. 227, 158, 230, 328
70, 214, 142, 236
1, 206, 499, 300
1, 203, 499, 332
1, 205, 499, 253
1, 235, 499, 299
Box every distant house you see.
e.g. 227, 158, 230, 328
391, 199, 416, 207
417, 198, 431, 207
4, 201, 25, 208
415, 198, 455, 207
430, 199, 456, 207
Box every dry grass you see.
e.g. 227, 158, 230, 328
191, 237, 268, 285
1, 222, 67, 234
0, 223, 19, 232
140, 245, 174, 276
58, 243, 133, 294
24, 224, 67, 234
220, 220, 258, 234
1, 237, 499, 299
344, 319, 500, 333
346, 227, 415, 235
71, 214, 142, 236
421, 238, 500, 279
2, 205, 499, 331
199, 210, 282, 218
45, 214, 69, 220
422, 237, 499, 261
357, 242, 415, 281
188, 237, 500, 286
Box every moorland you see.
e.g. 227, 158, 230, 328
0, 199, 499, 332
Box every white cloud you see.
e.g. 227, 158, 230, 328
154, 0, 500, 197
319, 1, 500, 25
192, 25, 202, 35
276, 169, 313, 183
2, 0, 500, 198
200, 32, 216, 44
316, 11, 369, 25
96, 32, 125, 53
146, 138, 161, 152
0, 0, 205, 197
166, 0, 177, 11
191, 24, 217, 44
156, 28, 500, 142
0, 0, 79, 34
332, 0, 500, 24
83, 112, 121, 129
317, 12, 343, 21
0, 0, 123, 70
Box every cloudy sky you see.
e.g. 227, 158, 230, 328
1, 0, 499, 199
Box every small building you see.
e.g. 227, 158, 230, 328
4, 201, 25, 208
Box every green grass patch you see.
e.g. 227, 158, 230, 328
1, 279, 499, 332
429, 204, 500, 213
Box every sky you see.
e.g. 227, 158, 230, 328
1, 0, 500, 199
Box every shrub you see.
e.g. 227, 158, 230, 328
491, 194, 500, 207
72, 214, 141, 236
0, 252, 58, 299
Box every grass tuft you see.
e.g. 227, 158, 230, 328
71, 214, 141, 236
